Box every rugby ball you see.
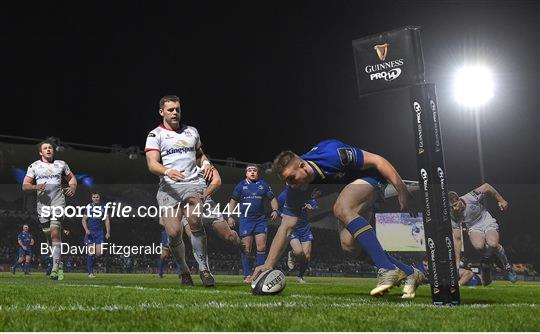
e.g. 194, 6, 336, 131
251, 269, 286, 295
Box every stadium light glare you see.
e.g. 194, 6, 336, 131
453, 65, 494, 108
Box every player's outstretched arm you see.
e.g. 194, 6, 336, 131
362, 150, 416, 217
251, 214, 298, 281
476, 183, 508, 211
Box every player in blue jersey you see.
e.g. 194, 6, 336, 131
12, 225, 34, 275
227, 165, 279, 283
278, 190, 317, 284
252, 139, 424, 298
81, 192, 110, 278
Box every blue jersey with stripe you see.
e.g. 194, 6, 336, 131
282, 139, 384, 217
17, 232, 32, 247
86, 203, 105, 230
232, 179, 275, 219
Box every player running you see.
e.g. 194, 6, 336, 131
251, 139, 424, 298
81, 192, 110, 278
22, 140, 77, 281
12, 224, 34, 275
277, 190, 317, 284
145, 95, 215, 287
227, 165, 279, 283
449, 183, 517, 284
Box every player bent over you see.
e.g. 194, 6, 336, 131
81, 192, 110, 278
449, 184, 517, 284
277, 190, 317, 284
145, 95, 214, 287
22, 140, 77, 280
12, 225, 34, 275
252, 139, 424, 298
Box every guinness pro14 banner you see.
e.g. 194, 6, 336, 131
352, 26, 425, 95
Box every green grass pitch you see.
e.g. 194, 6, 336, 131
1, 273, 539, 331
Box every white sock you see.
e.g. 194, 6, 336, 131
52, 242, 61, 271
191, 229, 209, 272
168, 235, 190, 274
494, 245, 511, 271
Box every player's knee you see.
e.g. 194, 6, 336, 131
256, 245, 266, 253
486, 241, 499, 249
333, 202, 354, 222
304, 252, 311, 262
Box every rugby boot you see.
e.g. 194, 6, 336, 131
370, 268, 407, 296
402, 268, 425, 299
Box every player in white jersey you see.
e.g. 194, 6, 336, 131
449, 183, 517, 284
145, 95, 215, 287
22, 140, 77, 280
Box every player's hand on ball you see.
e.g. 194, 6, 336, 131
227, 217, 236, 228
251, 264, 273, 282
498, 200, 509, 212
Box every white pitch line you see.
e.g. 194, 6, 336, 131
1, 301, 537, 312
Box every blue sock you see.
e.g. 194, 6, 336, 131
159, 258, 166, 275
256, 251, 267, 266
241, 253, 251, 278
387, 254, 414, 275
345, 216, 396, 270
24, 263, 29, 274
87, 255, 94, 274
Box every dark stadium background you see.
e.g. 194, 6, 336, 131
0, 1, 539, 273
